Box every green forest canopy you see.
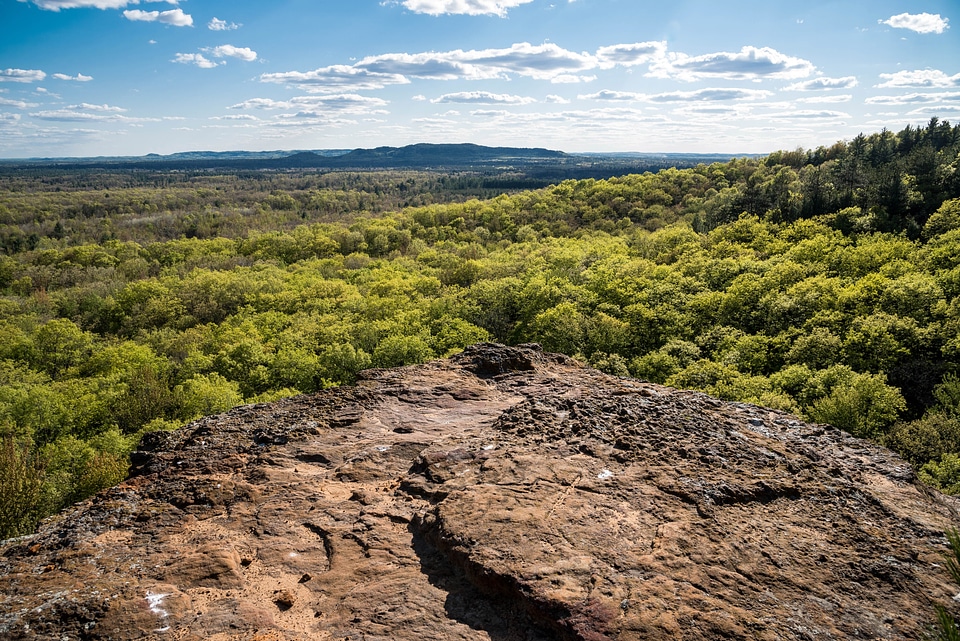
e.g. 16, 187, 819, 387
1, 118, 960, 538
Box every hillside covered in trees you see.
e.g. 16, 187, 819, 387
1, 118, 960, 538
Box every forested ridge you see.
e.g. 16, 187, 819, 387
2, 118, 960, 538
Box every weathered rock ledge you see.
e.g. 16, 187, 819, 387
2, 343, 959, 640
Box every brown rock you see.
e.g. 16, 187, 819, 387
1, 343, 958, 640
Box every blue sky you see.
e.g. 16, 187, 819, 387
1, 0, 958, 158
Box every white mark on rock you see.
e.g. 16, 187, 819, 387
482, 445, 496, 451
597, 469, 614, 480
146, 591, 169, 618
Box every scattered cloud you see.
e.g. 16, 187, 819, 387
229, 94, 389, 114
173, 53, 221, 69
596, 42, 667, 67
430, 91, 536, 104
796, 94, 852, 104
261, 65, 410, 93
879, 12, 949, 34
866, 91, 960, 105
765, 109, 850, 120
578, 90, 643, 102
18, 0, 130, 9
580, 88, 772, 102
123, 8, 192, 27
67, 102, 126, 112
210, 114, 260, 121
544, 94, 570, 104
876, 69, 960, 88
264, 42, 601, 92
0, 68, 47, 83
261, 41, 819, 96
384, 0, 535, 17
52, 72, 93, 81
648, 46, 816, 82
208, 17, 240, 31
29, 109, 157, 122
0, 98, 39, 109
207, 45, 257, 62
412, 94, 427, 101
783, 76, 858, 91
18, 0, 181, 8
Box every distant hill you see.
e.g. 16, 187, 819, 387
264, 143, 568, 169
0, 143, 758, 178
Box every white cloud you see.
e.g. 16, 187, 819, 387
866, 91, 960, 105
578, 90, 643, 102
548, 73, 595, 84
765, 110, 849, 120
0, 98, 39, 109
210, 114, 259, 121
876, 69, 960, 88
412, 94, 427, 101
544, 94, 570, 104
123, 8, 192, 27
580, 88, 772, 102
264, 42, 599, 92
261, 65, 410, 93
208, 17, 240, 31
67, 102, 126, 112
879, 12, 949, 34
796, 94, 852, 104
207, 45, 257, 62
229, 94, 389, 114
904, 105, 960, 118
19, 0, 179, 8
19, 0, 130, 9
430, 91, 536, 104
173, 53, 221, 69
29, 109, 157, 122
52, 72, 93, 81
227, 98, 288, 109
386, 0, 535, 17
0, 68, 47, 83
783, 76, 858, 91
648, 46, 816, 82
260, 41, 817, 95
596, 41, 667, 67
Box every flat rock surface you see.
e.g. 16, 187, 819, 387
2, 343, 959, 640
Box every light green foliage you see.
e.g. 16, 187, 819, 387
0, 434, 46, 539
175, 373, 243, 421
1, 121, 959, 533
808, 371, 906, 439
920, 454, 960, 495
924, 198, 960, 240
372, 335, 434, 369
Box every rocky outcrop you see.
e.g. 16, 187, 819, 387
1, 343, 958, 640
